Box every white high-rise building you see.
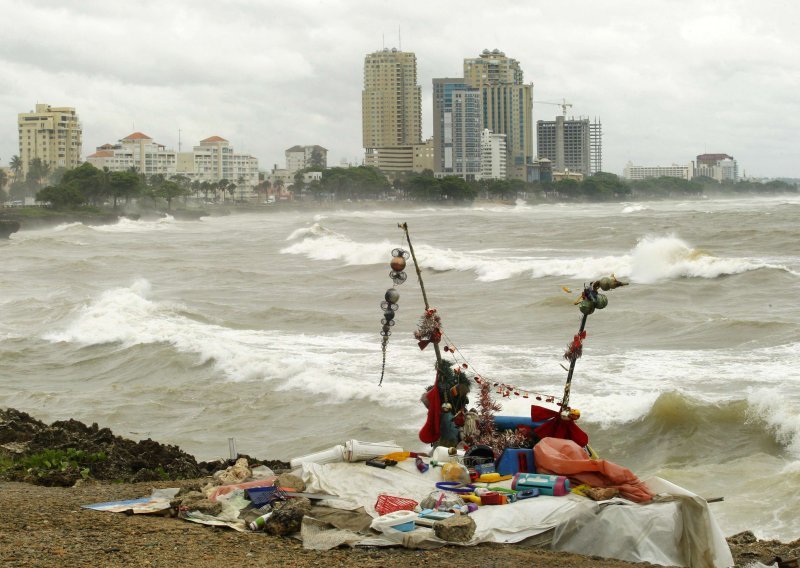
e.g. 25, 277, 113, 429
480, 129, 507, 180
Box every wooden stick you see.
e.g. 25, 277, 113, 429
399, 222, 442, 365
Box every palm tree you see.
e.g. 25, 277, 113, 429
9, 155, 22, 182
27, 158, 51, 192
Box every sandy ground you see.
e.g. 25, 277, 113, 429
0, 479, 671, 568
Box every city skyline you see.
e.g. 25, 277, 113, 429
1, 1, 798, 178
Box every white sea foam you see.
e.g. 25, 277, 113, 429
282, 227, 779, 283
92, 216, 176, 233
42, 280, 430, 405
50, 222, 86, 232
628, 235, 773, 283
747, 388, 800, 458
621, 204, 651, 214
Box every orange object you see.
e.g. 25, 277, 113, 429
208, 477, 276, 501
534, 437, 653, 503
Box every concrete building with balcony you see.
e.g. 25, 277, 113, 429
362, 48, 422, 174
17, 103, 82, 179
623, 161, 694, 181
87, 133, 258, 195
285, 145, 328, 174
481, 129, 507, 180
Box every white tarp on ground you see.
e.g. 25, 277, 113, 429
299, 460, 734, 568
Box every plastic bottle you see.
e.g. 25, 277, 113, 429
248, 512, 272, 531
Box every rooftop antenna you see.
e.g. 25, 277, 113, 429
399, 26, 402, 50
178, 128, 182, 152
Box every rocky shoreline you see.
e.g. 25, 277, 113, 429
1, 408, 797, 567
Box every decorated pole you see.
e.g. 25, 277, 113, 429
399, 222, 442, 365
559, 312, 588, 413
559, 275, 627, 413
533, 275, 628, 446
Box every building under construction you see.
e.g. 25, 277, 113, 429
536, 116, 602, 176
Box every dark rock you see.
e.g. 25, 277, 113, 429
0, 220, 20, 238
171, 491, 223, 516
264, 497, 311, 536
433, 514, 476, 543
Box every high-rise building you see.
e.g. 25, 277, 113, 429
362, 48, 422, 174
432, 79, 482, 181
463, 49, 533, 180
17, 103, 82, 179
481, 129, 507, 180
536, 116, 602, 176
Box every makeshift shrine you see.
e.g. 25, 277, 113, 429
82, 222, 736, 568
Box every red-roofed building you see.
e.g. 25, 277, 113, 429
86, 132, 259, 200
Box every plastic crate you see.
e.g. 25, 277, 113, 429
374, 493, 418, 516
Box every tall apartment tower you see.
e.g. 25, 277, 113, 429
432, 79, 482, 181
17, 103, 82, 179
463, 49, 533, 180
362, 48, 422, 174
536, 116, 602, 176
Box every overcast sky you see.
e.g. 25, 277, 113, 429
1, 0, 798, 178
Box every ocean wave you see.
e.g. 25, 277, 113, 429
41, 279, 431, 405
621, 204, 652, 214
91, 215, 176, 233
590, 391, 799, 464
281, 227, 784, 283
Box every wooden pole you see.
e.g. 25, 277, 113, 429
399, 223, 442, 365
560, 312, 588, 413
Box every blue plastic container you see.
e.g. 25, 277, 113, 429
495, 448, 535, 476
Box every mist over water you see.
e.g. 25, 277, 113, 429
2, 195, 799, 540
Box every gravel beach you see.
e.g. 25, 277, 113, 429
1, 479, 798, 567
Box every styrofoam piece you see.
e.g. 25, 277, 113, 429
370, 509, 418, 533
289, 444, 345, 469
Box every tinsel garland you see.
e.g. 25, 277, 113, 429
468, 379, 530, 450
564, 330, 587, 363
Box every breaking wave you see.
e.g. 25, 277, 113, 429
91, 215, 176, 233
282, 226, 786, 283
41, 280, 429, 404
592, 391, 800, 466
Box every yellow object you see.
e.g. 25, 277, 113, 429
462, 494, 482, 505
381, 452, 411, 462
571, 484, 592, 497
477, 473, 513, 483
586, 444, 600, 460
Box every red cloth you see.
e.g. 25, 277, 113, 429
418, 384, 442, 444
531, 405, 589, 447
534, 437, 654, 503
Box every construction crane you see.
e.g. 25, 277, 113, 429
533, 98, 573, 116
